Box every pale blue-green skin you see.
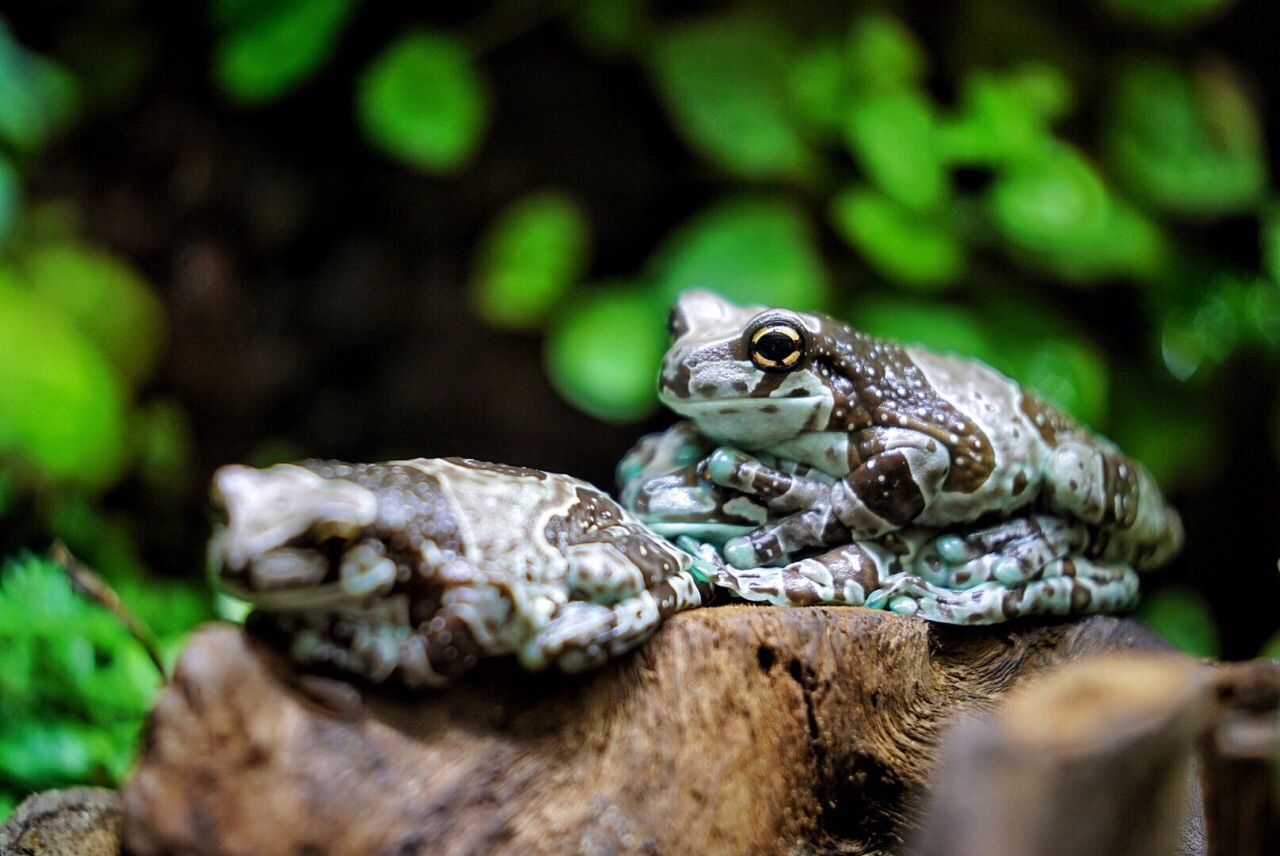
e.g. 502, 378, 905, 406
615, 289, 1182, 623
653, 291, 1181, 573
618, 422, 1140, 624
211, 458, 708, 687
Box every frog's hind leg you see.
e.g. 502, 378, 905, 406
915, 514, 1089, 589
870, 557, 1140, 624
708, 540, 897, 608
1042, 438, 1183, 569
522, 569, 708, 674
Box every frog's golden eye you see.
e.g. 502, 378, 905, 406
748, 321, 805, 372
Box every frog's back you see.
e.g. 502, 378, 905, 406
902, 347, 1053, 522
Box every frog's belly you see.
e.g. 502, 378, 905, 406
907, 348, 1050, 524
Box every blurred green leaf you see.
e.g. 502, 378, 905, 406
0, 23, 79, 152
649, 196, 829, 310
650, 16, 809, 179
830, 186, 965, 289
213, 0, 354, 104
845, 11, 926, 92
569, 0, 644, 56
1136, 586, 1222, 658
471, 191, 590, 330
852, 299, 997, 363
545, 285, 667, 422
1101, 0, 1238, 30
20, 242, 166, 387
989, 143, 1108, 252
0, 554, 166, 794
357, 30, 488, 172
989, 143, 1166, 281
787, 41, 846, 135
0, 155, 17, 249
844, 89, 946, 212
1260, 629, 1280, 660
1106, 57, 1266, 216
940, 65, 1073, 166
1263, 202, 1280, 284
1005, 337, 1110, 428
0, 275, 129, 490
1110, 371, 1216, 488
131, 398, 194, 494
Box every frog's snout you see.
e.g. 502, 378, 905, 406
209, 463, 379, 576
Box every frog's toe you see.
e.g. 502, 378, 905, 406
887, 595, 920, 615
934, 534, 974, 564
723, 536, 762, 569
706, 448, 749, 484
992, 556, 1027, 586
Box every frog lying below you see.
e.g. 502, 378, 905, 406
618, 291, 1184, 623
209, 457, 708, 688
620, 423, 1140, 622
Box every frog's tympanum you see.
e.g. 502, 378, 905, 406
209, 457, 708, 687
620, 290, 1184, 623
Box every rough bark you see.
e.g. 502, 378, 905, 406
909, 654, 1215, 856
1198, 660, 1280, 856
0, 787, 122, 856
122, 608, 1172, 856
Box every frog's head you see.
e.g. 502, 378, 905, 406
658, 290, 837, 448
209, 463, 396, 611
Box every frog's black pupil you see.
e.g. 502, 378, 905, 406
757, 330, 798, 362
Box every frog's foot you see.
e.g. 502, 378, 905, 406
711, 541, 895, 608
1042, 438, 1184, 570
704, 448, 834, 514
522, 570, 707, 673
914, 515, 1090, 589
867, 557, 1140, 624
702, 449, 848, 567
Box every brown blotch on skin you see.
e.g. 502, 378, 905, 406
830, 334, 996, 493
1018, 392, 1078, 447
848, 450, 926, 527
441, 457, 547, 480
1070, 583, 1092, 612
1012, 471, 1029, 497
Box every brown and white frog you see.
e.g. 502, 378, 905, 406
619, 290, 1183, 623
210, 457, 708, 687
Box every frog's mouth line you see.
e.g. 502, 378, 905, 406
657, 394, 831, 446
658, 394, 829, 416
216, 543, 399, 612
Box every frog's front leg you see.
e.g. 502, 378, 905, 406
523, 569, 708, 673
709, 426, 951, 568
683, 537, 895, 608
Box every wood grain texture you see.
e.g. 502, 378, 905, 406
122, 608, 1173, 856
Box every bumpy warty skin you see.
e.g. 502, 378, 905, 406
210, 457, 707, 687
620, 290, 1182, 624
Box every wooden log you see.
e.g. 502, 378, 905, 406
909, 654, 1214, 856
1198, 660, 1280, 856
122, 607, 1173, 856
0, 787, 122, 856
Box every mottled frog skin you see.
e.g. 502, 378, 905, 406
619, 290, 1184, 623
209, 457, 707, 687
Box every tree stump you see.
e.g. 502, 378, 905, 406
121, 606, 1177, 856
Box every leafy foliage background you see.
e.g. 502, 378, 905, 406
2, 0, 1279, 816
